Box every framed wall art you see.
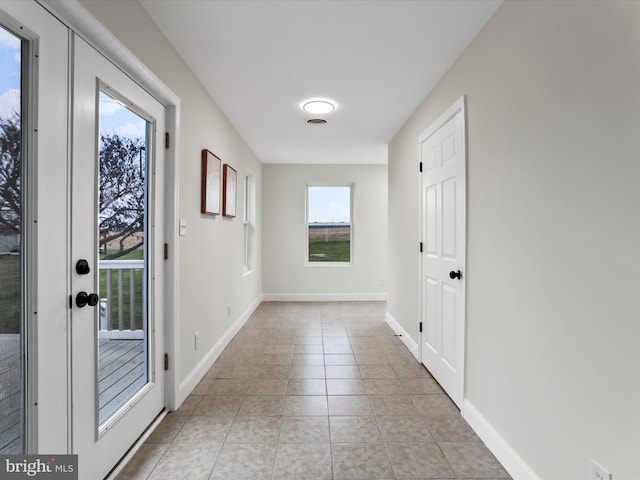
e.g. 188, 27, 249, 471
201, 149, 221, 215
222, 164, 237, 217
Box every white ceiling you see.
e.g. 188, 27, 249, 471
140, 0, 502, 165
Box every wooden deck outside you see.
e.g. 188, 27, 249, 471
0, 335, 146, 453
98, 337, 146, 425
0, 334, 20, 453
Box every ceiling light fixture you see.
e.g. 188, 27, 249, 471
302, 99, 335, 114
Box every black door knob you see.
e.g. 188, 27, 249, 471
76, 291, 99, 308
449, 270, 462, 280
76, 259, 91, 275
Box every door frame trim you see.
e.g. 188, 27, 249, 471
418, 95, 467, 409
38, 0, 181, 411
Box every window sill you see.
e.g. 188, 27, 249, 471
305, 262, 353, 267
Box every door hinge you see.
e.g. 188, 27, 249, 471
419, 162, 422, 173
164, 243, 169, 260
419, 322, 423, 333
164, 353, 169, 371
419, 242, 423, 253
165, 132, 170, 149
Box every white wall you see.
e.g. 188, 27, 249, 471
263, 164, 387, 300
81, 1, 262, 385
388, 1, 640, 478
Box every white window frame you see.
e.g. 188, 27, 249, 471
305, 183, 354, 267
242, 171, 254, 275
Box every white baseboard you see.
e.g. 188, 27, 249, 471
384, 311, 419, 360
176, 295, 262, 406
384, 310, 537, 480
463, 399, 539, 480
262, 293, 386, 302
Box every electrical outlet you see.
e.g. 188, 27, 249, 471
194, 332, 199, 350
591, 459, 611, 480
379, 278, 385, 287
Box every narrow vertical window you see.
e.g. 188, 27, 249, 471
0, 24, 24, 453
307, 185, 352, 264
243, 173, 253, 272
97, 89, 151, 427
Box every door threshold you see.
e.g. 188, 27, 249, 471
104, 409, 167, 480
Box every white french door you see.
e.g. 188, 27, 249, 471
0, 0, 70, 454
71, 36, 165, 479
420, 97, 466, 409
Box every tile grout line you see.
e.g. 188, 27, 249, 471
122, 302, 508, 480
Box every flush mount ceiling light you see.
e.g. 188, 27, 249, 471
302, 99, 335, 114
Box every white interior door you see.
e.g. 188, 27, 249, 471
420, 97, 466, 409
71, 36, 165, 479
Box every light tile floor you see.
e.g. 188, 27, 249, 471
116, 301, 511, 480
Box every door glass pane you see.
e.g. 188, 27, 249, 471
97, 90, 150, 427
307, 186, 352, 263
0, 25, 23, 453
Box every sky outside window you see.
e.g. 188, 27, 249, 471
0, 27, 21, 120
308, 186, 351, 223
99, 92, 146, 140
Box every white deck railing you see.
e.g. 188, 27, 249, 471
99, 259, 144, 331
